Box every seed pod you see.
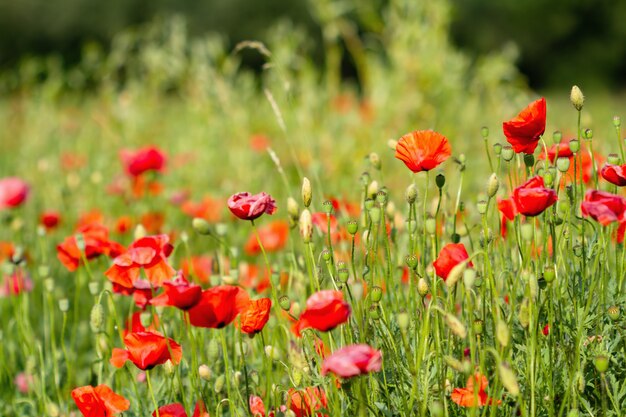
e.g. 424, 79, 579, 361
501, 146, 514, 161
370, 286, 383, 303
322, 200, 333, 214
608, 305, 620, 322
472, 319, 484, 335
347, 220, 358, 235
493, 143, 502, 155
594, 355, 609, 373
569, 139, 580, 153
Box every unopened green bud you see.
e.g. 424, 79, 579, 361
192, 217, 212, 235
279, 295, 291, 311
376, 190, 387, 205
543, 171, 554, 187
407, 219, 417, 233
405, 254, 418, 270
405, 184, 418, 204
519, 299, 530, 328
481, 126, 489, 138
214, 374, 225, 393
88, 281, 99, 296
613, 116, 621, 128
499, 362, 520, 396
302, 177, 312, 207
369, 206, 381, 223
287, 197, 299, 219
608, 305, 620, 322
360, 172, 371, 187
59, 298, 69, 313
370, 286, 383, 303
463, 268, 476, 289
502, 146, 514, 161
430, 401, 444, 417
487, 173, 499, 198
444, 356, 465, 372
44, 278, 55, 292
569, 139, 580, 153
436, 173, 446, 189
321, 249, 331, 262
364, 199, 375, 210
523, 153, 535, 168
544, 265, 556, 283
594, 355, 609, 373
369, 153, 381, 170
570, 85, 584, 111
264, 345, 281, 361
163, 359, 175, 375
90, 304, 105, 332
207, 339, 220, 361
417, 278, 429, 296
473, 319, 484, 335
446, 261, 467, 288
337, 268, 349, 283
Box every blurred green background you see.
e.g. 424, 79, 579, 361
1, 0, 625, 90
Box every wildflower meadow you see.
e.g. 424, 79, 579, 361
1, 2, 626, 416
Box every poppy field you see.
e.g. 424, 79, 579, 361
2, 5, 626, 417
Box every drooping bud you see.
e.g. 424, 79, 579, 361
487, 173, 499, 198
570, 85, 584, 111
299, 209, 313, 243
90, 304, 105, 333
302, 177, 312, 208
199, 364, 212, 380
594, 354, 609, 373
436, 173, 446, 189
417, 278, 429, 296
192, 218, 212, 235
446, 261, 467, 288
523, 153, 535, 168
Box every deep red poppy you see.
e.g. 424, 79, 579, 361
0, 270, 33, 297
395, 130, 452, 173
239, 298, 272, 335
538, 141, 573, 163
123, 311, 159, 337
581, 190, 626, 226
105, 235, 175, 288
40, 210, 61, 230
187, 285, 250, 328
110, 331, 182, 370
321, 344, 382, 378
294, 290, 351, 337
152, 401, 209, 417
288, 387, 328, 417
228, 192, 277, 221
57, 223, 124, 272
496, 197, 517, 238
112, 280, 154, 309
244, 220, 289, 256
71, 384, 130, 417
512, 176, 557, 216
542, 323, 550, 336
150, 273, 203, 310
433, 243, 473, 281
120, 147, 166, 177
451, 373, 500, 408
502, 98, 546, 154
601, 164, 626, 186
0, 177, 29, 210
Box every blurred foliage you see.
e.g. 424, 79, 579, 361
450, 0, 626, 89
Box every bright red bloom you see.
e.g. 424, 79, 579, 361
120, 147, 166, 177
581, 190, 626, 226
542, 323, 550, 336
249, 395, 266, 417
110, 331, 182, 370
321, 344, 382, 378
71, 384, 130, 417
502, 98, 546, 154
288, 387, 328, 417
433, 243, 473, 281
539, 141, 573, 163
395, 130, 452, 173
294, 290, 351, 336
115, 216, 133, 234
105, 235, 175, 288
228, 192, 277, 221
601, 164, 626, 186
244, 220, 289, 256
187, 285, 250, 328
150, 273, 203, 310
451, 373, 500, 408
112, 280, 154, 309
40, 211, 61, 230
512, 176, 557, 216
0, 177, 29, 210
0, 270, 33, 297
239, 298, 272, 335
57, 223, 124, 272
497, 197, 517, 238
152, 401, 209, 417
123, 311, 159, 337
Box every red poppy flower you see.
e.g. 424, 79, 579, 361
0, 177, 29, 210
120, 147, 166, 177
601, 164, 626, 186
250, 134, 271, 152
40, 211, 61, 230
395, 130, 452, 173
110, 331, 182, 370
112, 280, 154, 309
451, 373, 500, 408
244, 220, 289, 256
181, 196, 223, 222
123, 311, 159, 337
581, 190, 626, 226
71, 384, 130, 417
288, 387, 328, 417
321, 344, 382, 378
294, 290, 351, 337
228, 192, 277, 221
187, 285, 250, 328
512, 176, 557, 216
433, 243, 473, 281
150, 273, 203, 310
152, 401, 209, 417
496, 197, 517, 238
239, 298, 272, 335
57, 223, 124, 272
502, 98, 546, 154
115, 216, 133, 234
542, 323, 550, 336
538, 141, 573, 163
0, 270, 33, 297
181, 255, 213, 284
105, 235, 175, 288
249, 395, 266, 417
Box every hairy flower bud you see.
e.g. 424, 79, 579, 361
299, 209, 313, 243
487, 173, 499, 198
570, 85, 584, 111
405, 184, 418, 204
302, 177, 312, 208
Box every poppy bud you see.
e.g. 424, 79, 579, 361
369, 206, 381, 223
493, 143, 502, 155
369, 304, 381, 320
608, 305, 620, 322
369, 153, 381, 170
444, 313, 467, 339
552, 130, 562, 145
249, 370, 259, 386
473, 319, 484, 335
594, 354, 609, 373
436, 173, 446, 189
476, 200, 488, 215
496, 318, 510, 347
523, 153, 535, 168
192, 218, 212, 235
425, 217, 437, 235
569, 139, 580, 153
370, 286, 383, 302
199, 364, 212, 380
499, 362, 520, 396
207, 339, 220, 361
583, 128, 593, 140
279, 295, 291, 311
451, 233, 461, 243
417, 278, 429, 296
405, 184, 418, 204
360, 171, 371, 187
487, 173, 499, 198
387, 139, 398, 150
287, 197, 299, 219
502, 145, 514, 161
556, 157, 571, 173
528, 272, 538, 300
299, 209, 313, 243
573, 244, 583, 257
543, 171, 554, 188
397, 310, 409, 331
364, 199, 375, 211
543, 265, 556, 283
367, 181, 379, 198
463, 268, 476, 289
214, 375, 225, 393
302, 177, 312, 208
570, 85, 584, 111
90, 304, 105, 333
75, 234, 86, 252
405, 254, 418, 269
321, 249, 331, 262
232, 371, 242, 387
134, 224, 147, 240
376, 190, 387, 206
481, 126, 489, 138
59, 298, 70, 313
